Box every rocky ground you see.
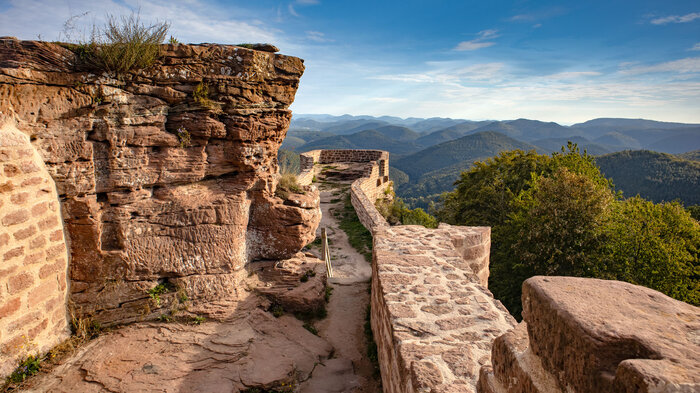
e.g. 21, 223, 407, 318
298, 172, 381, 393
15, 254, 333, 392
9, 166, 380, 393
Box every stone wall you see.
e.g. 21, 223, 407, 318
371, 225, 515, 393
0, 39, 319, 326
299, 149, 516, 393
478, 276, 700, 393
0, 123, 70, 377
299, 149, 390, 232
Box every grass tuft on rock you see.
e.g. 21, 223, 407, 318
62, 12, 169, 74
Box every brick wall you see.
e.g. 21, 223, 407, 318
0, 123, 70, 377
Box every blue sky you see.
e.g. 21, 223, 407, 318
1, 0, 699, 124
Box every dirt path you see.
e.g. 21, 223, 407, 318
299, 178, 380, 393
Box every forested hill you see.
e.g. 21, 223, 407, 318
596, 150, 700, 205
394, 131, 537, 180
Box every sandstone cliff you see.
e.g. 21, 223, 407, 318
0, 38, 320, 324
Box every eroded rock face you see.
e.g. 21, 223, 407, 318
0, 38, 319, 324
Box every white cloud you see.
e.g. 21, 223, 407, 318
533, 23, 542, 28
619, 58, 700, 75
691, 43, 700, 51
296, 0, 320, 4
288, 4, 300, 17
651, 12, 700, 25
0, 0, 280, 45
454, 29, 499, 51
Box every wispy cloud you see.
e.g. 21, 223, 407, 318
545, 71, 601, 79
454, 29, 499, 51
369, 97, 407, 103
306, 30, 332, 42
691, 43, 700, 51
619, 58, 700, 75
297, 0, 320, 4
288, 3, 300, 17
650, 12, 700, 25
508, 7, 566, 23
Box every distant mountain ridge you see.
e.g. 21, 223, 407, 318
286, 114, 700, 208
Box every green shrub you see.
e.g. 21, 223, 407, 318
376, 191, 438, 228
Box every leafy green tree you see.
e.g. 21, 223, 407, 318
438, 149, 549, 226
492, 168, 614, 316
438, 142, 699, 318
599, 198, 699, 305
439, 143, 608, 226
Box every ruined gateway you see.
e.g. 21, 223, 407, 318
0, 39, 698, 392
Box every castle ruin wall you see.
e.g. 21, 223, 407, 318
0, 123, 70, 377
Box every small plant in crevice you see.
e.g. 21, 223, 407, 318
294, 304, 327, 322
192, 81, 222, 112
176, 126, 191, 148
275, 171, 303, 200
324, 286, 334, 303
157, 314, 173, 322
299, 269, 316, 283
364, 304, 380, 378
6, 355, 42, 384
168, 36, 179, 44
302, 322, 318, 336
190, 316, 206, 325
147, 283, 171, 307
70, 309, 101, 340
270, 303, 285, 318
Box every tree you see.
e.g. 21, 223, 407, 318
599, 198, 699, 305
438, 149, 549, 226
438, 142, 699, 318
492, 168, 614, 316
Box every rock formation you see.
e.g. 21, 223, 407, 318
0, 38, 320, 325
478, 276, 700, 393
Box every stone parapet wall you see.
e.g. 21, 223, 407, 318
371, 225, 515, 393
0, 123, 70, 377
478, 276, 700, 393
298, 149, 390, 232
